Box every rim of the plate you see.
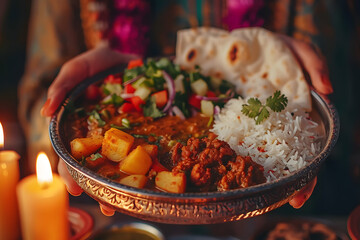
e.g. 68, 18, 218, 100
49, 64, 340, 201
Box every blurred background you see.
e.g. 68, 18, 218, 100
0, 0, 359, 220
0, 0, 30, 174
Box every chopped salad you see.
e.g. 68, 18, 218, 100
84, 58, 237, 125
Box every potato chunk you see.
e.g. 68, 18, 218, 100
70, 136, 103, 160
119, 146, 152, 175
140, 144, 158, 160
155, 171, 186, 193
119, 175, 148, 188
102, 128, 134, 162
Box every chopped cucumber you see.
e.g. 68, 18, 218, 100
134, 87, 152, 100
103, 83, 122, 96
201, 100, 214, 117
210, 76, 222, 89
190, 79, 208, 96
174, 74, 185, 93
132, 76, 147, 89
153, 69, 162, 77
101, 94, 123, 106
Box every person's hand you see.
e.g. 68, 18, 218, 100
58, 158, 116, 216
41, 42, 139, 117
289, 177, 317, 208
42, 43, 139, 216
278, 34, 333, 95
279, 35, 332, 208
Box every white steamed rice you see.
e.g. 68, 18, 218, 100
211, 97, 322, 182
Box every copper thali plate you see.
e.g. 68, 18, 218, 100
49, 64, 339, 224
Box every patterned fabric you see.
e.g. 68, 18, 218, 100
77, 0, 333, 55
106, 0, 265, 54
107, 0, 150, 55
80, 0, 108, 49
224, 0, 265, 30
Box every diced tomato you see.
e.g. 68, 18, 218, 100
104, 74, 122, 84
127, 59, 144, 69
151, 158, 168, 172
206, 91, 216, 98
124, 84, 136, 94
188, 94, 201, 109
151, 90, 168, 109
130, 96, 145, 113
85, 84, 100, 100
257, 147, 266, 152
119, 102, 136, 113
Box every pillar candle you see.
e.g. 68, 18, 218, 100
17, 152, 69, 240
0, 151, 21, 240
0, 122, 21, 240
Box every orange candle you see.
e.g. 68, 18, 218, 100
17, 152, 69, 240
0, 122, 20, 240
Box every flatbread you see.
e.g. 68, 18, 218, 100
175, 27, 311, 112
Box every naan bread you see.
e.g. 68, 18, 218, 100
175, 27, 311, 112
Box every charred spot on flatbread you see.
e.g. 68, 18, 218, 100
187, 49, 197, 62
229, 44, 238, 63
262, 72, 268, 78
227, 41, 249, 65
240, 76, 247, 83
214, 72, 223, 79
208, 48, 216, 58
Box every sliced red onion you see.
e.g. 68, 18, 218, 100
195, 91, 235, 102
162, 71, 176, 112
190, 107, 198, 117
172, 106, 185, 120
168, 107, 174, 116
120, 93, 135, 99
123, 73, 145, 86
225, 89, 235, 99
214, 106, 220, 115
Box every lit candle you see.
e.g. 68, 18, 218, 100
0, 122, 21, 240
17, 152, 69, 240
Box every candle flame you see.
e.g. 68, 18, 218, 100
36, 152, 53, 185
0, 122, 4, 149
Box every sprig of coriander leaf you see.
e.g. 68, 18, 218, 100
89, 153, 103, 161
241, 90, 288, 124
265, 90, 288, 112
88, 110, 106, 127
143, 96, 165, 119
